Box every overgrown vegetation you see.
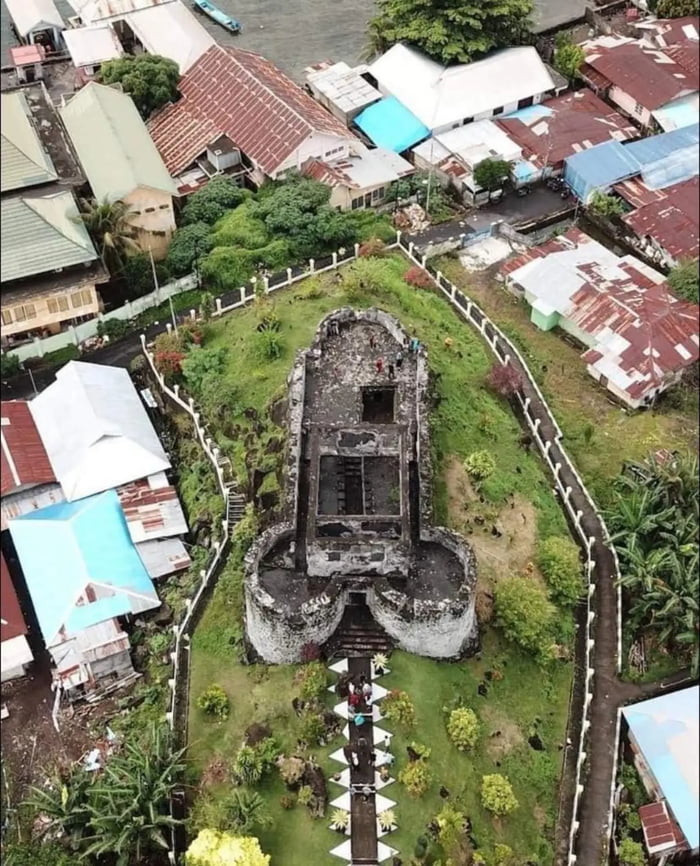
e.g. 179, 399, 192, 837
99, 53, 180, 119
667, 257, 699, 304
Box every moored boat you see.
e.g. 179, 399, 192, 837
192, 0, 241, 34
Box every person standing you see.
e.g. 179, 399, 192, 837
387, 363, 395, 381
395, 351, 403, 371
375, 357, 384, 374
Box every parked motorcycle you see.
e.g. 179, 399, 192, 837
516, 186, 532, 197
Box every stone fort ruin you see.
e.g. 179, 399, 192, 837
244, 308, 479, 663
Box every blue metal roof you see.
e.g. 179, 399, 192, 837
354, 96, 430, 153
563, 141, 641, 202
8, 489, 157, 645
503, 104, 552, 122
625, 122, 699, 164
623, 686, 699, 850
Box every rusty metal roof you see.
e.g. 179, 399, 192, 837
1, 400, 56, 496
0, 551, 27, 642
116, 472, 188, 542
623, 176, 699, 263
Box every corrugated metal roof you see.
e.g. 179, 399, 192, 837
71, 0, 175, 25
136, 537, 190, 578
61, 82, 177, 202
8, 488, 160, 647
1, 551, 28, 643
29, 361, 171, 502
122, 1, 215, 74
1, 190, 98, 283
1, 91, 58, 193
4, 0, 64, 37
355, 97, 429, 153
305, 61, 382, 115
623, 176, 699, 263
0, 400, 56, 496
148, 44, 352, 177
1, 482, 66, 532
624, 687, 699, 849
639, 801, 682, 854
117, 472, 187, 542
625, 122, 700, 165
62, 25, 124, 68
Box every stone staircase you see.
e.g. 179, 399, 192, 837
226, 486, 247, 536
325, 603, 394, 660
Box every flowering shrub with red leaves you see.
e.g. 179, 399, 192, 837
359, 238, 386, 257
155, 350, 185, 377
486, 362, 523, 397
404, 266, 433, 289
300, 642, 321, 662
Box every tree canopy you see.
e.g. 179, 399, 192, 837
367, 0, 534, 65
667, 258, 699, 304
494, 575, 556, 660
656, 0, 697, 16
182, 178, 251, 226
76, 197, 139, 274
553, 41, 585, 81
99, 54, 180, 119
186, 830, 270, 866
473, 158, 511, 193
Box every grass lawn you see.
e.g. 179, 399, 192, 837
437, 257, 699, 505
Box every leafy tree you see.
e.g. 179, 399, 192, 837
367, 0, 533, 64
656, 0, 697, 15
446, 707, 480, 750
464, 450, 496, 482
494, 576, 556, 659
486, 362, 523, 396
481, 774, 518, 816
182, 346, 229, 393
553, 38, 585, 81
186, 829, 270, 866
667, 258, 699, 304
537, 536, 584, 605
166, 222, 214, 277
473, 158, 511, 194
99, 54, 179, 119
197, 684, 230, 719
1, 352, 20, 379
76, 197, 139, 273
617, 837, 646, 866
182, 178, 250, 225
589, 191, 625, 217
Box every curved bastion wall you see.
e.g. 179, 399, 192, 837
244, 307, 479, 663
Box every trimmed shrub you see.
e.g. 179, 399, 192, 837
446, 707, 480, 751
404, 265, 433, 289
197, 684, 230, 720
399, 760, 432, 797
464, 450, 496, 482
382, 689, 416, 727
481, 774, 518, 816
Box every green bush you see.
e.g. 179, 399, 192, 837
299, 708, 325, 744
382, 689, 416, 727
296, 661, 328, 699
166, 223, 214, 277
197, 684, 230, 719
97, 317, 131, 341
537, 536, 583, 605
464, 450, 496, 482
399, 760, 432, 797
0, 352, 20, 379
254, 328, 284, 360
232, 745, 264, 785
212, 203, 270, 248
182, 345, 229, 392
494, 576, 556, 661
297, 785, 313, 807
182, 177, 250, 226
481, 774, 518, 816
446, 707, 480, 751
618, 838, 646, 866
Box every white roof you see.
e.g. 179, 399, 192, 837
434, 120, 522, 168
68, 0, 175, 25
369, 44, 555, 131
29, 361, 171, 502
62, 25, 124, 67
1, 634, 33, 675
340, 146, 413, 188
412, 137, 453, 166
306, 61, 382, 114
4, 0, 64, 37
122, 1, 215, 73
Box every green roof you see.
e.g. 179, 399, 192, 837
60, 82, 178, 202
1, 190, 98, 283
1, 91, 58, 193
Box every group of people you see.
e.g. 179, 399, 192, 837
347, 674, 373, 719
372, 333, 422, 381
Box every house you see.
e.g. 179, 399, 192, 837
9, 43, 47, 85
563, 122, 699, 203
622, 686, 699, 859
1, 552, 33, 682
67, 0, 215, 74
580, 35, 699, 132
499, 228, 699, 408
302, 146, 414, 211
354, 96, 430, 153
412, 120, 524, 204
147, 44, 358, 190
367, 44, 561, 135
494, 89, 638, 180
633, 15, 699, 49
1, 86, 107, 347
8, 490, 161, 697
304, 60, 382, 126
60, 82, 179, 259
616, 176, 699, 268
28, 361, 190, 577
62, 25, 124, 78
4, 0, 65, 52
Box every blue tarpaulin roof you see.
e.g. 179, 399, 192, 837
564, 123, 700, 202
354, 96, 429, 153
623, 686, 699, 849
8, 489, 158, 646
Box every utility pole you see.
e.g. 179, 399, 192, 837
193, 238, 201, 289
424, 71, 445, 218
21, 362, 38, 396
150, 247, 177, 334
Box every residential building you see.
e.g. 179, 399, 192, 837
62, 25, 124, 78
563, 122, 699, 203
354, 96, 430, 154
9, 43, 48, 85
499, 228, 699, 408
147, 44, 358, 190
8, 490, 161, 697
494, 89, 638, 180
302, 146, 414, 211
304, 60, 382, 126
1, 85, 106, 347
66, 0, 215, 74
1, 552, 33, 682
580, 35, 699, 132
412, 120, 523, 204
4, 0, 65, 52
633, 15, 699, 49
60, 81, 178, 258
622, 686, 699, 860
367, 44, 561, 136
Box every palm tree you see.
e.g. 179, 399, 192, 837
76, 197, 140, 275
228, 790, 272, 834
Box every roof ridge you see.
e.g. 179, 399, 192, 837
1, 131, 58, 183
22, 192, 94, 254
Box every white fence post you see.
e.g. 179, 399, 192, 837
309, 258, 315, 273
287, 268, 293, 285
332, 252, 338, 268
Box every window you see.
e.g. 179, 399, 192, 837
144, 207, 156, 213
492, 106, 504, 116
1, 309, 12, 326
634, 102, 644, 116
159, 204, 170, 210
71, 290, 93, 309
371, 187, 385, 201
13, 304, 36, 322
462, 117, 473, 125
517, 96, 534, 110
47, 296, 70, 315
351, 196, 364, 210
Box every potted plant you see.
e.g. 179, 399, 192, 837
378, 809, 397, 832
330, 808, 350, 834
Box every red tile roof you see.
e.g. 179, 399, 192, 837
623, 176, 700, 263
639, 801, 685, 853
583, 41, 698, 111
666, 41, 700, 78
148, 44, 352, 177
1, 551, 27, 643
496, 89, 637, 170
1, 401, 55, 497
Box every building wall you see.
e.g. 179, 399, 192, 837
609, 85, 653, 128
432, 91, 547, 136
277, 132, 351, 177
1, 281, 102, 341
329, 181, 392, 211
529, 306, 560, 331
0, 634, 33, 682
123, 187, 176, 261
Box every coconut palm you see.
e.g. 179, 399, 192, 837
76, 197, 140, 274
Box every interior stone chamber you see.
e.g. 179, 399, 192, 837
244, 307, 479, 663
